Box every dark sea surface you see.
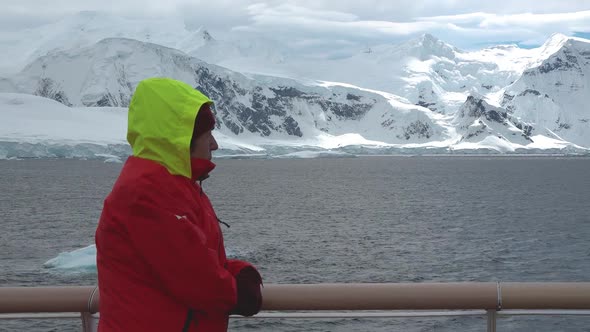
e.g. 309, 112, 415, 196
1, 156, 590, 331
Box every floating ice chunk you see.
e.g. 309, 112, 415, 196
273, 150, 356, 159
44, 245, 97, 272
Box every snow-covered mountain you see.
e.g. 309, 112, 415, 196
0, 11, 589, 156
0, 11, 286, 77
3, 38, 447, 146
501, 35, 590, 147
0, 11, 204, 75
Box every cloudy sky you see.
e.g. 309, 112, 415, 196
3, 0, 590, 53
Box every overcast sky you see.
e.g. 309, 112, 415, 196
3, 0, 590, 52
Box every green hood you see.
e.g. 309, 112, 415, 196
127, 78, 213, 178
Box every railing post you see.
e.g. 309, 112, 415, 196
80, 312, 98, 332
486, 310, 497, 332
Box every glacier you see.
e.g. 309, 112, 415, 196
2, 93, 586, 161
1, 92, 587, 162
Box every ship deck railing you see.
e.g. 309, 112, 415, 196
1, 282, 590, 332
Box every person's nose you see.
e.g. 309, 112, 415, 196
210, 135, 219, 151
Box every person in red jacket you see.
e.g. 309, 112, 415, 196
95, 77, 262, 332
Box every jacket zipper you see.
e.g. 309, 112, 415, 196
182, 309, 194, 331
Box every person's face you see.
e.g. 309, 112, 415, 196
190, 130, 218, 160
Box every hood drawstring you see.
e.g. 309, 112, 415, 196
197, 174, 210, 196
217, 217, 230, 228
197, 179, 230, 228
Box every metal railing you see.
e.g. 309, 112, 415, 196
1, 283, 590, 331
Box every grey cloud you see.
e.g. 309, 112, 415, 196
2, 0, 590, 53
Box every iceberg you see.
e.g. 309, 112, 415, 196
44, 245, 97, 273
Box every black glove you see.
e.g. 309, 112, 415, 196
230, 266, 262, 316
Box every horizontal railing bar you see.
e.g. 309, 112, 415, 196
0, 311, 490, 320
501, 283, 590, 309
233, 310, 489, 319
498, 310, 590, 316
2, 310, 590, 321
0, 286, 97, 313
0, 313, 81, 319
262, 283, 499, 310
1, 283, 590, 313
261, 283, 590, 310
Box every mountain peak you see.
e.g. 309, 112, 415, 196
542, 33, 570, 50
546, 33, 570, 44
539, 33, 582, 55
403, 33, 458, 60
420, 33, 439, 43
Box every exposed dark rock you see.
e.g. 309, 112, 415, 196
538, 55, 579, 74
501, 93, 514, 107
461, 96, 507, 124
96, 94, 111, 107
417, 100, 437, 111
397, 120, 432, 140
518, 89, 541, 97
346, 93, 361, 101
415, 86, 440, 112
381, 118, 395, 128
317, 100, 372, 120
464, 121, 487, 140
282, 116, 302, 137
514, 122, 533, 137
270, 86, 305, 98
34, 78, 72, 106
191, 66, 376, 136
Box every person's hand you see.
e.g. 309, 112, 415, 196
230, 266, 262, 316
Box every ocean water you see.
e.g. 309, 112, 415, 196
1, 156, 590, 331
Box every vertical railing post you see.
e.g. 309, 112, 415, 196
81, 312, 98, 332
81, 285, 99, 332
486, 310, 497, 332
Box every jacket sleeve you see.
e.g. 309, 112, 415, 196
114, 191, 238, 314
226, 259, 260, 278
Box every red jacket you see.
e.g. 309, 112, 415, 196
96, 156, 257, 331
